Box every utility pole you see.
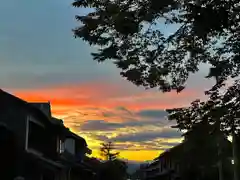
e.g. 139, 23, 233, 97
232, 121, 239, 180
216, 119, 224, 180
217, 136, 224, 180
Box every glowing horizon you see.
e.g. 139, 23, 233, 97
4, 82, 201, 161
1, 0, 210, 161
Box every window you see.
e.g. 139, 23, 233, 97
65, 138, 75, 155
27, 121, 46, 153
57, 138, 65, 154
28, 115, 44, 127
26, 115, 46, 154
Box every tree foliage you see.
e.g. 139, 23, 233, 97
167, 79, 240, 135
82, 156, 127, 180
100, 159, 128, 180
181, 122, 232, 178
167, 104, 233, 180
100, 141, 120, 161
73, 0, 240, 92
98, 142, 127, 180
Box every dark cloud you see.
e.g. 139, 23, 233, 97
123, 120, 165, 127
88, 132, 182, 152
89, 135, 180, 151
116, 106, 133, 115
90, 142, 149, 151
135, 141, 180, 151
90, 134, 110, 142
136, 109, 167, 119
159, 142, 180, 147
101, 107, 135, 120
80, 120, 123, 131
92, 141, 164, 151
102, 112, 115, 118
79, 119, 166, 132
101, 108, 167, 122
112, 129, 182, 142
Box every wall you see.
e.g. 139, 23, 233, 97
0, 92, 28, 151
0, 126, 17, 179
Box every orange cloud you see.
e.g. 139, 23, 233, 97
10, 82, 203, 110
6, 81, 204, 161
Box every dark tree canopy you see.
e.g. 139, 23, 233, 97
179, 121, 232, 180
73, 0, 240, 92
98, 142, 127, 180
167, 79, 240, 135
166, 81, 240, 180
100, 159, 128, 180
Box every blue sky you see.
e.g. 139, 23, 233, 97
0, 0, 214, 161
0, 0, 120, 89
0, 0, 212, 89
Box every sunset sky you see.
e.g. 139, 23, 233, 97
1, 0, 214, 161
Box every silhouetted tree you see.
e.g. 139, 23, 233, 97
167, 79, 240, 138
100, 159, 128, 180
179, 121, 231, 180
167, 80, 240, 180
100, 141, 119, 161
83, 156, 102, 172
96, 142, 127, 180
73, 0, 240, 92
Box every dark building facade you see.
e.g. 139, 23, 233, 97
142, 122, 233, 180
0, 124, 17, 180
0, 89, 94, 180
143, 144, 183, 180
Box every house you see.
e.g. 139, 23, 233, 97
0, 89, 65, 180
30, 102, 95, 180
142, 122, 233, 180
0, 89, 94, 180
143, 143, 183, 180
59, 129, 95, 180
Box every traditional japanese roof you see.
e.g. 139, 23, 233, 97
0, 89, 52, 126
